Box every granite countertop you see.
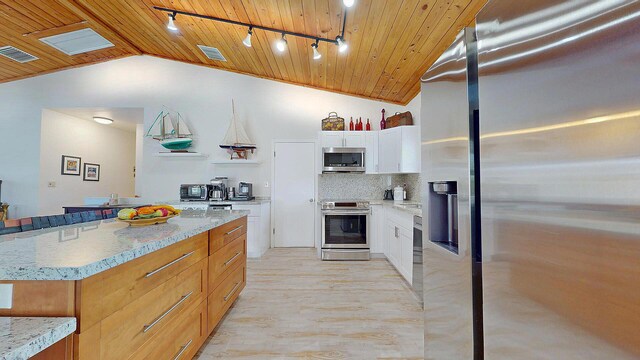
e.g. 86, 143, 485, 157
163, 197, 271, 206
0, 209, 247, 281
319, 199, 422, 216
62, 204, 149, 208
0, 317, 76, 360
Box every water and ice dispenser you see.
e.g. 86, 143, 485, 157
428, 181, 459, 254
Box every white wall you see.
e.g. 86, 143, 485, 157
0, 56, 418, 217
38, 110, 136, 215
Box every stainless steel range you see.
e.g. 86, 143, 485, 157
321, 201, 370, 261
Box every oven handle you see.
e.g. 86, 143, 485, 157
321, 210, 371, 216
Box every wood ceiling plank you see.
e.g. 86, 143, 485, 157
358, 0, 424, 99
224, 0, 277, 78
0, 1, 50, 32
276, 0, 305, 84
368, 0, 445, 99
323, 0, 341, 90
240, 0, 284, 80
15, 1, 71, 28
386, 0, 485, 102
265, 0, 299, 83
337, 0, 372, 93
250, 0, 291, 82
343, 0, 386, 94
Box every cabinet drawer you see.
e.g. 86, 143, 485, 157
77, 232, 208, 332
85, 258, 207, 360
130, 299, 208, 360
232, 205, 260, 217
208, 260, 246, 334
209, 217, 247, 254
209, 234, 246, 293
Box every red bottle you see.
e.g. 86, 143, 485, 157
349, 117, 354, 131
380, 109, 386, 130
366, 118, 371, 131
357, 117, 362, 131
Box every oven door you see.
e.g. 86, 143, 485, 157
322, 148, 365, 173
322, 210, 370, 249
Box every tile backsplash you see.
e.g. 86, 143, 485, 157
319, 173, 421, 201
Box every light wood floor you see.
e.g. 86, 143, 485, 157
195, 248, 424, 359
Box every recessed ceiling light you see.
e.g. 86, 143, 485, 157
93, 116, 113, 125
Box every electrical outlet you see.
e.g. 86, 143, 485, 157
264, 181, 269, 188
48, 181, 56, 188
0, 284, 13, 309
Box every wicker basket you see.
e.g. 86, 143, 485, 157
321, 112, 345, 131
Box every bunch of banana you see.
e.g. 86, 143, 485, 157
117, 205, 181, 220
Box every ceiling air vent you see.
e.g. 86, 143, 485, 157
39, 28, 114, 55
197, 45, 227, 61
0, 46, 38, 63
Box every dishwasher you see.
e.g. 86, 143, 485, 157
413, 215, 423, 307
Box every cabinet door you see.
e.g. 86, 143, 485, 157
246, 217, 259, 258
365, 132, 379, 174
319, 131, 344, 148
369, 205, 382, 253
399, 127, 420, 173
343, 132, 366, 147
387, 223, 402, 269
378, 128, 401, 173
399, 228, 413, 284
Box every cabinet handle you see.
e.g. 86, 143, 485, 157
173, 339, 193, 360
395, 226, 399, 238
225, 225, 243, 236
143, 291, 193, 333
224, 282, 241, 302
145, 251, 195, 278
397, 163, 400, 172
224, 252, 242, 267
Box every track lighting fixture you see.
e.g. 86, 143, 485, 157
312, 40, 321, 60
154, 6, 350, 57
276, 33, 287, 52
167, 12, 178, 32
336, 36, 348, 53
243, 27, 253, 47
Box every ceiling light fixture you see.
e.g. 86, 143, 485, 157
343, 0, 355, 8
167, 12, 178, 32
93, 116, 113, 125
242, 27, 253, 47
312, 40, 321, 60
153, 6, 350, 57
336, 36, 348, 53
276, 33, 287, 52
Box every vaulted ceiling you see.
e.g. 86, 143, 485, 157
0, 0, 487, 104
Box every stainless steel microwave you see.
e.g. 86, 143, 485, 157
180, 184, 212, 201
322, 147, 366, 173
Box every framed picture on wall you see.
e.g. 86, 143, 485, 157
83, 163, 100, 181
61, 155, 81, 176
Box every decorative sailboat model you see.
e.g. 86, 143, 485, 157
219, 100, 256, 159
146, 108, 193, 151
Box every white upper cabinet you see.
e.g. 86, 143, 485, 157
319, 131, 366, 148
320, 131, 345, 148
343, 132, 366, 147
365, 132, 379, 174
378, 126, 420, 174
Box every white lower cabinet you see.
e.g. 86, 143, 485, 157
233, 202, 271, 258
370, 204, 385, 254
376, 205, 414, 284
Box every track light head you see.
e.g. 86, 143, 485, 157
312, 40, 321, 60
343, 0, 355, 7
167, 13, 178, 32
276, 33, 287, 52
243, 27, 253, 47
336, 36, 348, 53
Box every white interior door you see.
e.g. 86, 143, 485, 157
273, 141, 316, 247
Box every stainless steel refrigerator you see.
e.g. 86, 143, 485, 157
421, 0, 640, 359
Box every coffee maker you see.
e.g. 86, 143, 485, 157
230, 182, 254, 201
210, 176, 228, 201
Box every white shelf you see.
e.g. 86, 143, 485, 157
211, 159, 261, 165
154, 152, 208, 158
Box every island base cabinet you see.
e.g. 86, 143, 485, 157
129, 299, 208, 360
208, 260, 246, 334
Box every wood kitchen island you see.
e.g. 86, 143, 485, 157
0, 210, 248, 360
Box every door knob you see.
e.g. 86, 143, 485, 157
309, 198, 314, 203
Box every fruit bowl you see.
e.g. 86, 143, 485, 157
117, 214, 178, 227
